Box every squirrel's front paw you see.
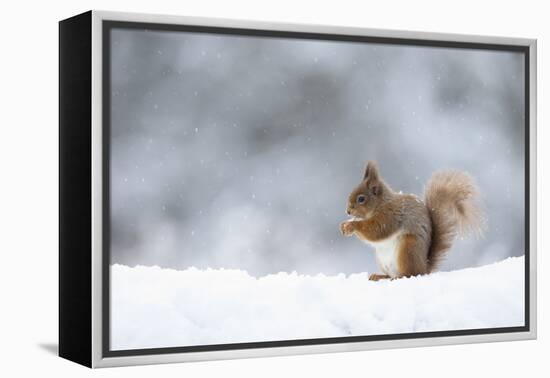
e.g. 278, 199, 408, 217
340, 221, 355, 236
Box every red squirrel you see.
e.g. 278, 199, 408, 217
340, 161, 484, 281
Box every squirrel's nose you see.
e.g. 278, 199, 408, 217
346, 209, 350, 215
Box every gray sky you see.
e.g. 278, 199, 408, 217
109, 28, 525, 276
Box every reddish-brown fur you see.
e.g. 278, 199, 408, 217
397, 234, 427, 277
368, 274, 390, 281
340, 161, 484, 280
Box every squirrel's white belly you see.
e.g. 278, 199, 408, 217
368, 232, 402, 277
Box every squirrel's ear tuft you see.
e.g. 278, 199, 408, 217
363, 161, 379, 181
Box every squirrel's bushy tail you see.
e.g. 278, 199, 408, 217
424, 171, 485, 272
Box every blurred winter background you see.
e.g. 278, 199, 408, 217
109, 28, 525, 277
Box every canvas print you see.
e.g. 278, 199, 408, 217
107, 25, 526, 352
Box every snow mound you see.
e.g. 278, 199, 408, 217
111, 257, 524, 350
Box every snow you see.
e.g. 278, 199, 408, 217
111, 256, 524, 350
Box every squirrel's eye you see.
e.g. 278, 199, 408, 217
356, 194, 366, 204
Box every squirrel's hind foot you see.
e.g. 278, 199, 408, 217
368, 273, 391, 281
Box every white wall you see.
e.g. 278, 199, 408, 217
0, 0, 546, 376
